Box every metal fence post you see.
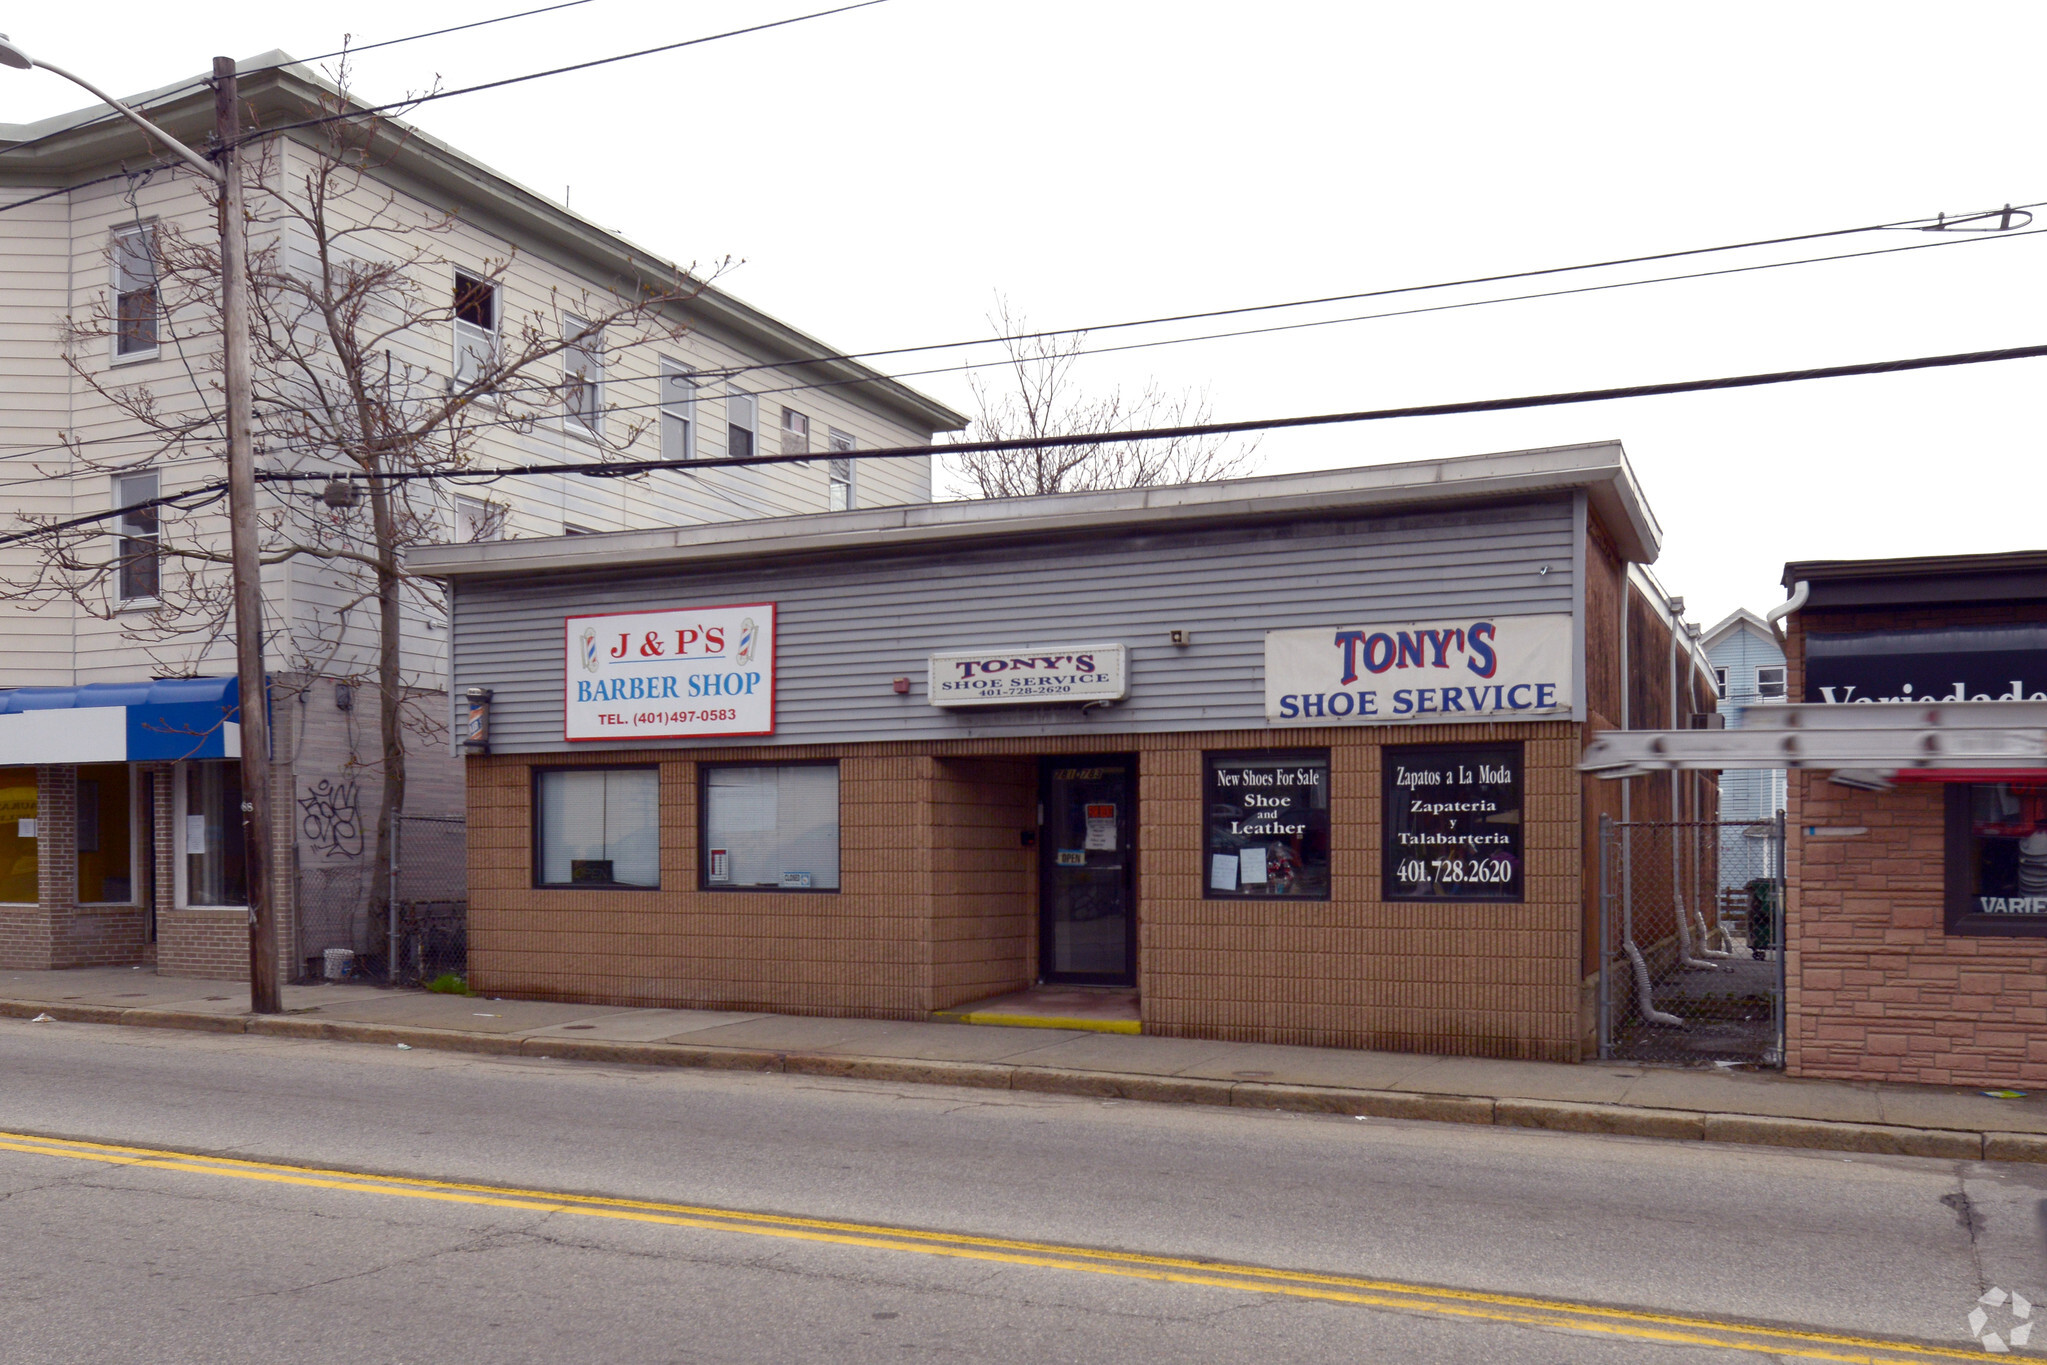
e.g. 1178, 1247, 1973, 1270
1774, 808, 1788, 1066
1597, 813, 1612, 1061
387, 812, 403, 986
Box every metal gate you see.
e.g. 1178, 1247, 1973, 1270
1598, 816, 1785, 1067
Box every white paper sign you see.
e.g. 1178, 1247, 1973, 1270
565, 603, 775, 741
16, 818, 35, 840
1238, 845, 1268, 885
1084, 803, 1117, 851
1266, 613, 1574, 724
1209, 852, 1238, 892
928, 643, 1127, 707
186, 814, 207, 855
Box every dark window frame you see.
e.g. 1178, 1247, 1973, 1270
697, 759, 842, 894
1944, 783, 2047, 937
1201, 748, 1333, 902
1380, 740, 1527, 903
530, 764, 662, 891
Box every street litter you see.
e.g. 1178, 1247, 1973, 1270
1983, 1089, 2028, 1099
474, 1013, 500, 1017
29, 1012, 53, 1023
395, 1043, 412, 1050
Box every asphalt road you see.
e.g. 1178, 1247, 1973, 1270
0, 1017, 2038, 1363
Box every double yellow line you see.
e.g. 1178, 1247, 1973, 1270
0, 1127, 1994, 1362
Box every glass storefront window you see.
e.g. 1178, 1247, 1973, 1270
0, 770, 35, 903
1204, 751, 1331, 899
185, 761, 248, 906
1382, 742, 1525, 902
1949, 782, 2047, 932
77, 764, 133, 904
535, 767, 660, 888
701, 764, 839, 891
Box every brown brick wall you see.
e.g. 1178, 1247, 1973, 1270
156, 908, 250, 980
470, 721, 1585, 1059
1785, 600, 2047, 1086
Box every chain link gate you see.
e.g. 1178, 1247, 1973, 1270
296, 813, 468, 985
1598, 815, 1785, 1067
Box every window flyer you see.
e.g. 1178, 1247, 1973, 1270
1203, 751, 1331, 899
1381, 742, 1523, 902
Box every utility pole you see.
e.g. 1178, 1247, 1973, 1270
214, 56, 280, 1014
0, 39, 279, 1012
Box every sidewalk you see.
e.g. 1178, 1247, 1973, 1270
7, 965, 2047, 1163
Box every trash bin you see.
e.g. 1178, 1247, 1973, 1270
1745, 877, 1778, 958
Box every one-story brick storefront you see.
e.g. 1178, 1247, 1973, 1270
1780, 551, 2047, 1087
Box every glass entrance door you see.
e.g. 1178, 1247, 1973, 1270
1039, 755, 1136, 985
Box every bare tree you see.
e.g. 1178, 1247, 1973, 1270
4, 74, 714, 961
947, 297, 1257, 498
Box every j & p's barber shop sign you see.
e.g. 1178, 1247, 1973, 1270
1265, 614, 1573, 724
564, 603, 775, 740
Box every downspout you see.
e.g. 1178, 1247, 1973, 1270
1668, 603, 1722, 968
1620, 576, 1681, 1026
1764, 580, 1809, 636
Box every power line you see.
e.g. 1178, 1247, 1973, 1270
13, 336, 2047, 549
1, 203, 2039, 482
241, 1, 602, 79
232, 0, 898, 148
699, 203, 2047, 385
0, 1, 600, 164
275, 215, 2047, 454
256, 339, 2047, 486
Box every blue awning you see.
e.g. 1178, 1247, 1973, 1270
0, 676, 248, 764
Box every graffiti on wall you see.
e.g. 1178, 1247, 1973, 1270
298, 778, 364, 859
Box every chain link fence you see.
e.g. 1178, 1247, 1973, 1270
1598, 816, 1785, 1067
295, 813, 468, 985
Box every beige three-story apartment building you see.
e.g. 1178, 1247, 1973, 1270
0, 53, 964, 979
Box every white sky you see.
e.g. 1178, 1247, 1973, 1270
8, 1, 2044, 627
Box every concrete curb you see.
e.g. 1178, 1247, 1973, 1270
6, 997, 2040, 1165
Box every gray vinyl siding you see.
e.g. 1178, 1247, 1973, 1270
453, 498, 1579, 753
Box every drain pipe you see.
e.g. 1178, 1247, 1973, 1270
1620, 576, 1682, 1026
1667, 605, 1724, 969
1764, 580, 1809, 636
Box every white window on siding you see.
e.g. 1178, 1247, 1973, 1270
780, 407, 810, 457
1713, 667, 1727, 699
827, 427, 855, 511
535, 767, 659, 888
659, 359, 696, 463
1755, 665, 1787, 700
702, 764, 839, 891
453, 495, 503, 543
112, 224, 158, 357
113, 470, 160, 601
727, 391, 757, 460
453, 271, 498, 385
563, 314, 603, 433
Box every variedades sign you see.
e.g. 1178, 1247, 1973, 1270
1265, 614, 1572, 724
928, 644, 1127, 707
564, 603, 774, 741
1806, 626, 2047, 704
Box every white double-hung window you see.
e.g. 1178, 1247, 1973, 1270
827, 428, 856, 511
563, 315, 603, 433
659, 359, 697, 463
453, 271, 498, 385
113, 470, 160, 602
726, 391, 756, 459
112, 224, 158, 358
